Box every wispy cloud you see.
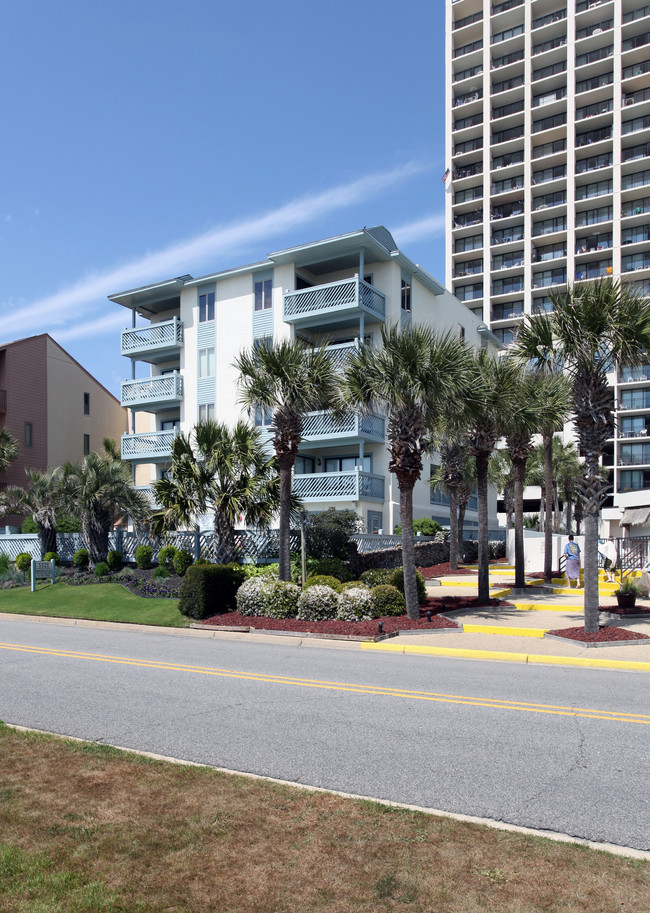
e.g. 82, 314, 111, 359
1, 161, 429, 341
392, 213, 446, 245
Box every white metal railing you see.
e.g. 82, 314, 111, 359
121, 429, 179, 460
293, 470, 385, 501
121, 318, 183, 357
302, 410, 385, 442
283, 276, 385, 322
121, 373, 183, 407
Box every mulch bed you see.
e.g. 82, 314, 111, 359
419, 563, 475, 578
601, 604, 650, 616
201, 596, 508, 637
547, 625, 649, 643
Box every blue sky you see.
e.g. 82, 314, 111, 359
0, 0, 447, 396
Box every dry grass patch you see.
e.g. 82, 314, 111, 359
0, 723, 647, 912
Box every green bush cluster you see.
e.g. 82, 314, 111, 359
15, 553, 32, 575
303, 574, 343, 593
386, 567, 427, 604
178, 564, 247, 620
394, 518, 442, 537
0, 553, 10, 575
43, 551, 60, 566
94, 562, 110, 577
153, 566, 170, 578
73, 548, 89, 569
360, 568, 394, 587
369, 584, 405, 617
156, 545, 177, 572
173, 549, 194, 577
336, 586, 375, 621
296, 584, 340, 621
135, 545, 153, 570
106, 550, 123, 571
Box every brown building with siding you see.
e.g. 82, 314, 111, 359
0, 334, 127, 527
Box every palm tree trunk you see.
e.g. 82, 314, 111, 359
513, 457, 526, 589
277, 457, 293, 581
543, 433, 554, 583
399, 482, 420, 620
37, 524, 57, 559
448, 485, 459, 571
583, 512, 599, 633
565, 489, 573, 536
476, 452, 490, 604
213, 510, 237, 565
553, 482, 560, 532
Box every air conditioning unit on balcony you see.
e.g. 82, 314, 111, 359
592, 28, 603, 36
625, 97, 636, 106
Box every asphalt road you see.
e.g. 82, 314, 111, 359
1, 617, 648, 851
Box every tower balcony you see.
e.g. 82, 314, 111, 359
283, 276, 385, 330
299, 411, 385, 449
121, 429, 179, 463
120, 372, 183, 412
121, 318, 183, 364
293, 469, 385, 503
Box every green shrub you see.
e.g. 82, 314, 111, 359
173, 549, 194, 577
339, 580, 369, 591
308, 558, 353, 582
135, 545, 153, 570
15, 553, 32, 575
296, 584, 339, 621
264, 580, 300, 618
394, 518, 442, 537
20, 517, 37, 534
370, 584, 406, 617
178, 564, 247, 620
54, 514, 81, 533
389, 567, 427, 604
94, 562, 110, 577
360, 568, 394, 587
153, 566, 170, 578
0, 554, 10, 575
73, 548, 90, 569
304, 574, 343, 593
336, 586, 375, 621
43, 551, 60, 566
106, 550, 123, 571
157, 545, 178, 572
305, 508, 359, 560
242, 562, 279, 579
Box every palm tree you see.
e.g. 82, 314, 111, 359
235, 339, 339, 581
344, 324, 475, 619
515, 278, 650, 633
502, 370, 570, 589
488, 449, 515, 534
554, 440, 582, 535
62, 444, 150, 566
152, 420, 283, 564
431, 438, 475, 570
0, 468, 63, 557
465, 351, 522, 603
0, 428, 19, 474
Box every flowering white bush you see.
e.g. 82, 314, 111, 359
236, 576, 273, 616
296, 584, 339, 620
336, 586, 375, 621
265, 581, 300, 618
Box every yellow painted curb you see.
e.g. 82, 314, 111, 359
360, 642, 650, 671
463, 624, 547, 638
490, 588, 511, 597
514, 603, 584, 613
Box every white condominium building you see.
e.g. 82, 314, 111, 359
446, 0, 650, 531
111, 226, 498, 534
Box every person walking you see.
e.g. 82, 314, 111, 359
563, 535, 581, 589
604, 537, 618, 583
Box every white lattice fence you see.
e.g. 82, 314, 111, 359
121, 374, 183, 405
0, 535, 40, 560
121, 431, 178, 459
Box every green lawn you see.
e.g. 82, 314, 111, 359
0, 582, 187, 627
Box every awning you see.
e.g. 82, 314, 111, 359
619, 506, 650, 527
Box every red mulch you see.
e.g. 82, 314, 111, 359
601, 605, 650, 616
201, 595, 508, 637
547, 625, 649, 643
418, 563, 475, 578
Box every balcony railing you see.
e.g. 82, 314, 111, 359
121, 429, 179, 462
293, 470, 385, 502
283, 276, 385, 328
121, 318, 183, 361
121, 373, 184, 410
300, 410, 385, 446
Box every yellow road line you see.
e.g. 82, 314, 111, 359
1, 642, 649, 725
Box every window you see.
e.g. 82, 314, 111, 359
294, 456, 315, 475
254, 278, 272, 311
199, 291, 215, 322
324, 455, 372, 473
161, 418, 181, 430
24, 422, 32, 447
458, 324, 465, 340
401, 278, 411, 312
83, 434, 90, 455
198, 405, 215, 423
83, 392, 90, 415
198, 347, 215, 378
254, 405, 273, 427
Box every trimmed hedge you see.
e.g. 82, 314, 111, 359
178, 564, 247, 620
370, 584, 405, 617
390, 567, 427, 604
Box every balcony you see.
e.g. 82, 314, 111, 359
120, 372, 183, 412
293, 470, 385, 503
299, 411, 385, 449
134, 485, 160, 507
121, 429, 179, 462
121, 318, 183, 363
283, 276, 385, 330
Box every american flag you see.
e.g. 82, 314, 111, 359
441, 168, 450, 183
